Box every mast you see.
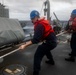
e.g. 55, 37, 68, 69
44, 0, 51, 22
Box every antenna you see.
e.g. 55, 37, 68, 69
2, 0, 4, 5
1, 0, 4, 6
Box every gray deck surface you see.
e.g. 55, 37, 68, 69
0, 41, 76, 75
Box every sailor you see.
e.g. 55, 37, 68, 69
65, 9, 76, 62
19, 10, 57, 75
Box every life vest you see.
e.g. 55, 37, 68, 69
69, 17, 76, 31
34, 18, 54, 39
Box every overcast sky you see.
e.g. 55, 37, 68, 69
0, 0, 76, 20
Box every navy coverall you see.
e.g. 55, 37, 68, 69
70, 32, 76, 56
31, 24, 57, 75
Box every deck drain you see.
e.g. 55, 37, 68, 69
1, 64, 27, 75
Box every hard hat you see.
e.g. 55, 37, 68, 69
71, 9, 76, 15
30, 10, 40, 19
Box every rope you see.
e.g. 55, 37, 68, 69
0, 31, 67, 59
56, 31, 67, 36
0, 49, 19, 59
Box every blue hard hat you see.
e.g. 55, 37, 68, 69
30, 10, 40, 19
71, 9, 76, 15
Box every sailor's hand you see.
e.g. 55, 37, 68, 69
18, 41, 32, 50
19, 44, 26, 50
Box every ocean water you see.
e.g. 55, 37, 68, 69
22, 25, 34, 42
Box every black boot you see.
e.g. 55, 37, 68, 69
65, 56, 75, 62
45, 60, 55, 65
33, 71, 39, 75
69, 53, 76, 56
69, 53, 72, 56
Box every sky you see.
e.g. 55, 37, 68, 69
0, 0, 76, 20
